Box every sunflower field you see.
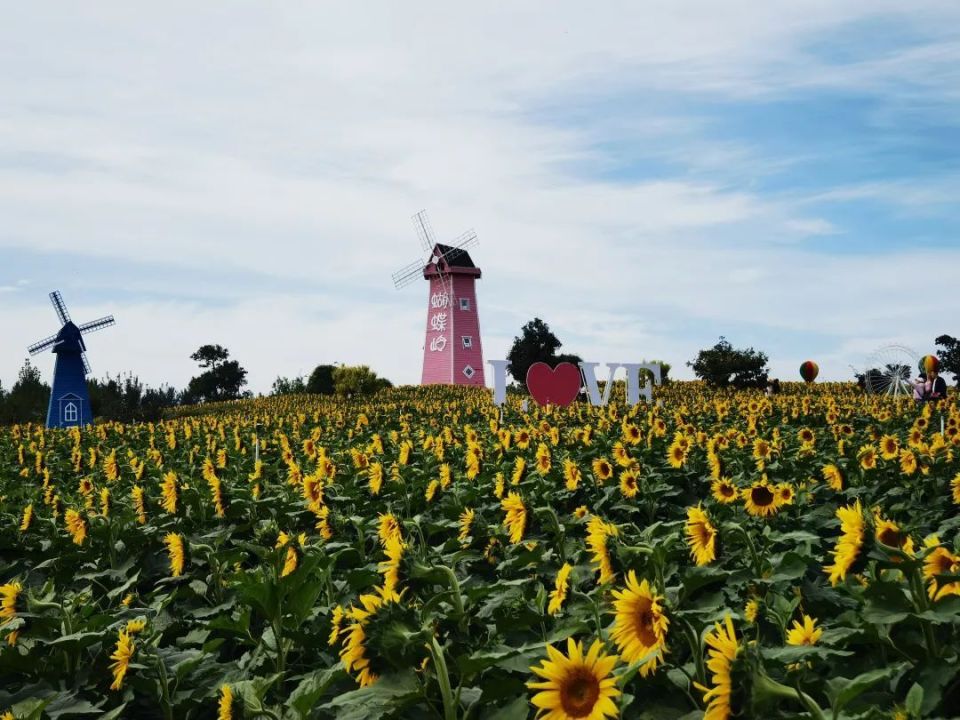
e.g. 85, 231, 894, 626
1, 383, 959, 720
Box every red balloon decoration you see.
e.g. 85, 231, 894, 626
799, 360, 819, 383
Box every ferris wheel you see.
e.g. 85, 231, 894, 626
861, 344, 919, 398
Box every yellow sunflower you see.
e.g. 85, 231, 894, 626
586, 516, 617, 585
711, 478, 739, 504
501, 492, 527, 544
824, 500, 865, 586
857, 444, 877, 471
19, 504, 33, 532
218, 684, 233, 720
666, 441, 687, 469
458, 508, 475, 545
164, 533, 186, 577
548, 563, 573, 616
696, 615, 739, 720
899, 450, 918, 476
619, 471, 639, 499
609, 571, 669, 675
64, 509, 87, 545
752, 438, 773, 468
742, 479, 780, 518
510, 456, 526, 485
340, 585, 401, 687
378, 534, 404, 592
776, 483, 795, 506
563, 459, 582, 491
109, 629, 136, 691
0, 582, 21, 628
592, 458, 613, 484
536, 443, 552, 475
786, 615, 822, 646
527, 638, 620, 720
923, 538, 960, 601
822, 464, 844, 491
879, 435, 900, 461
377, 513, 402, 546
161, 471, 178, 514
684, 505, 717, 566
874, 516, 913, 555
368, 462, 384, 496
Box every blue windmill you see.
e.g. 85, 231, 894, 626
27, 291, 116, 428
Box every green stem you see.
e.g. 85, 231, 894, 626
755, 674, 826, 720
732, 524, 763, 577
156, 655, 175, 720
677, 617, 706, 686
908, 567, 939, 658
438, 566, 465, 618
428, 637, 457, 720
673, 665, 705, 710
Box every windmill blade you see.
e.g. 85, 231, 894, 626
436, 230, 478, 266
450, 229, 478, 251
79, 315, 116, 334
50, 290, 71, 324
28, 333, 60, 355
412, 210, 436, 253
392, 257, 427, 289
81, 353, 92, 376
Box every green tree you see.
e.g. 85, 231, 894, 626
88, 373, 177, 422
332, 365, 392, 397
306, 364, 337, 395
935, 335, 960, 387
640, 359, 671, 384
271, 375, 307, 396
183, 345, 248, 403
506, 318, 581, 385
688, 337, 769, 389
4, 359, 50, 423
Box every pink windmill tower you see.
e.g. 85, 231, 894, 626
392, 210, 486, 386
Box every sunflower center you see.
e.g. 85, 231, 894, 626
560, 667, 601, 717
879, 528, 902, 547
633, 604, 659, 647
721, 484, 736, 498
752, 486, 774, 506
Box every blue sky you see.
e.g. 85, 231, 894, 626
1, 2, 958, 393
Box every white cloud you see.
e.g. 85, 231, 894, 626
1, 2, 958, 392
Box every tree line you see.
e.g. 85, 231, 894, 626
0, 344, 392, 424
3, 327, 954, 423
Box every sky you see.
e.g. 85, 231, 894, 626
1, 2, 958, 394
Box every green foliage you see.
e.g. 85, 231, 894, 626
0, 359, 50, 424
182, 344, 248, 403
935, 335, 960, 387
688, 336, 769, 388
270, 375, 307, 396
306, 365, 337, 395
2, 383, 959, 718
332, 365, 392, 397
88, 374, 176, 422
506, 317, 581, 385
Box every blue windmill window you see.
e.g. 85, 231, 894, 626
64, 402, 78, 423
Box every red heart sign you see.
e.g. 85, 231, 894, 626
526, 362, 582, 407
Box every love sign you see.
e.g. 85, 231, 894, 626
525, 362, 582, 406
487, 360, 663, 407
